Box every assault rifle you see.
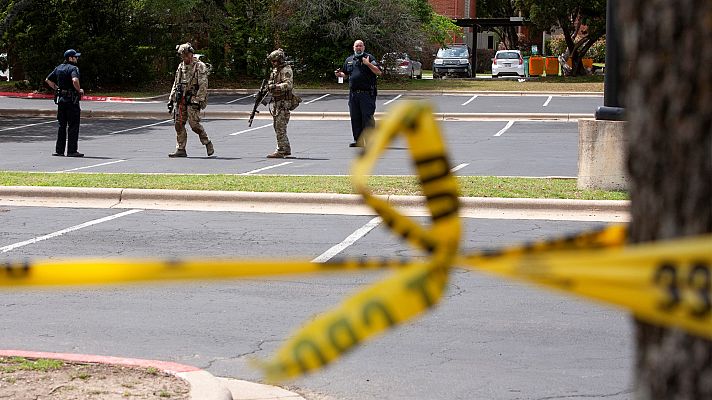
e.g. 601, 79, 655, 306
248, 79, 269, 127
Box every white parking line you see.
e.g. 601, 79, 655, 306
494, 121, 515, 137
229, 123, 273, 136
451, 163, 469, 173
56, 160, 126, 173
226, 94, 255, 104
543, 96, 553, 107
0, 120, 55, 132
0, 209, 144, 253
108, 120, 172, 135
305, 94, 330, 104
311, 217, 382, 263
241, 161, 292, 175
461, 95, 478, 106
383, 94, 402, 105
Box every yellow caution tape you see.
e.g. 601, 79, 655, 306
256, 259, 451, 381
460, 233, 712, 340
1, 101, 710, 381
258, 102, 462, 381
0, 258, 400, 287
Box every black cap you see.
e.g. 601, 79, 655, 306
64, 49, 81, 59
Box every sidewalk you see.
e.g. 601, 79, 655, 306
0, 186, 629, 222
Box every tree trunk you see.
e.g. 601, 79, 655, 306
620, 0, 712, 398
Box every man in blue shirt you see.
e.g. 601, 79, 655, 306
335, 40, 382, 147
45, 49, 85, 157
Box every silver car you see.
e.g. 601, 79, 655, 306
381, 52, 423, 79
491, 50, 525, 78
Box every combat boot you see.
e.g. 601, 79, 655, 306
266, 151, 287, 158
205, 141, 214, 156
168, 149, 187, 158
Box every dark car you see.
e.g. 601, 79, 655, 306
432, 44, 472, 79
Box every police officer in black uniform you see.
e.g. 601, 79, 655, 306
45, 49, 85, 157
335, 40, 382, 147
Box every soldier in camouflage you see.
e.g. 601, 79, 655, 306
265, 48, 293, 158
168, 42, 214, 158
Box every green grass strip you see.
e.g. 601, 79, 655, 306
0, 172, 628, 200
0, 357, 64, 372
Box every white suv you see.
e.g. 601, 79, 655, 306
491, 50, 524, 78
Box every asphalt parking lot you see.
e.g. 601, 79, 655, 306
0, 116, 580, 176
0, 205, 631, 400
1, 91, 634, 400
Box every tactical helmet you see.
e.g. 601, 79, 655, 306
267, 48, 285, 63
176, 43, 195, 55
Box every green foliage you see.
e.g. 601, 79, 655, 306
546, 35, 605, 62
0, 357, 64, 372
424, 13, 463, 47
587, 37, 605, 62
0, 0, 467, 85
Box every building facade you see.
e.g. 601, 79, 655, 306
429, 0, 477, 47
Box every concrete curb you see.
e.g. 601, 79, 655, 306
0, 186, 630, 222
0, 349, 232, 400
0, 108, 592, 122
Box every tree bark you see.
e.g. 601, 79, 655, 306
620, 0, 712, 398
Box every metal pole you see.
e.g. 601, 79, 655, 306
595, 0, 625, 120
472, 26, 478, 78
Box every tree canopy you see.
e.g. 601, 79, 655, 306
0, 0, 459, 88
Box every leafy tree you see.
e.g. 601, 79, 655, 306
516, 0, 605, 75
0, 0, 461, 85
274, 0, 448, 78
2, 0, 171, 88
424, 13, 463, 48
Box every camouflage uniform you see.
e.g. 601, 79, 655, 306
169, 43, 213, 157
266, 49, 293, 157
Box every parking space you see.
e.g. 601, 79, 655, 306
0, 204, 628, 400
0, 205, 605, 261
439, 93, 602, 114
0, 117, 579, 176
210, 92, 603, 114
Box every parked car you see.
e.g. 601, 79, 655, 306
432, 44, 472, 79
381, 52, 422, 79
491, 50, 525, 78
